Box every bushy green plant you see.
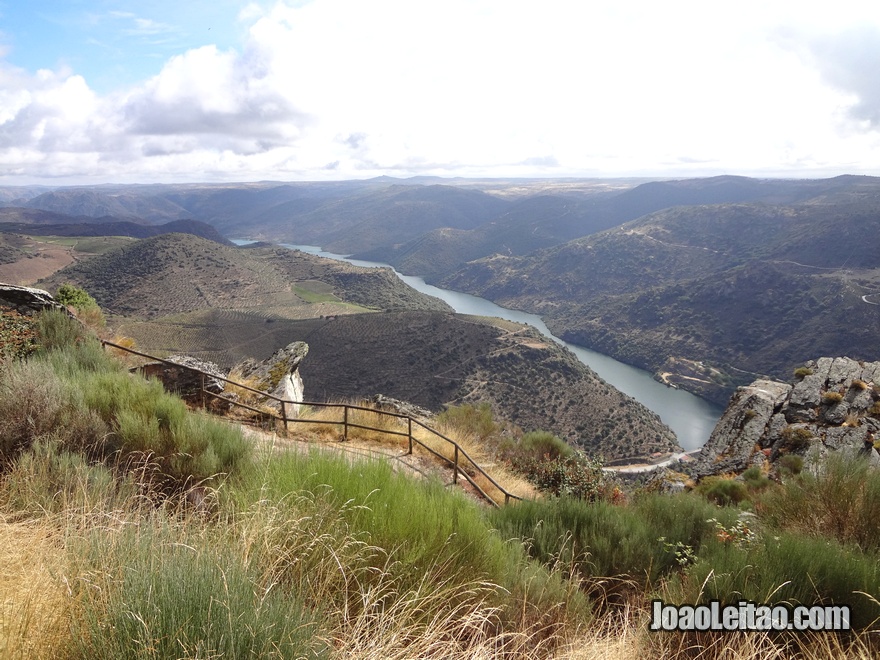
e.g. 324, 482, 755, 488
34, 308, 87, 351
742, 466, 773, 493
793, 366, 813, 379
780, 425, 813, 451
0, 359, 68, 465
0, 317, 250, 490
514, 451, 618, 501
231, 449, 589, 632
519, 431, 574, 460
668, 532, 880, 629
696, 476, 748, 506
55, 283, 98, 310
778, 453, 804, 475
757, 453, 880, 553
490, 493, 736, 600
68, 520, 325, 659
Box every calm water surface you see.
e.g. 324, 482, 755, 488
267, 242, 723, 450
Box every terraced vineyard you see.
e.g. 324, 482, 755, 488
122, 309, 679, 459
38, 234, 451, 318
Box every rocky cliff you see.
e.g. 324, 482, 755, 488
688, 357, 880, 478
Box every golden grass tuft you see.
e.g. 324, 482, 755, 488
0, 517, 70, 659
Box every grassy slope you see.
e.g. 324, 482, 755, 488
2, 312, 880, 658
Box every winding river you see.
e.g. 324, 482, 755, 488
277, 243, 723, 451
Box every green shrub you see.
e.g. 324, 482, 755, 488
778, 453, 804, 475
55, 283, 98, 310
0, 325, 250, 490
696, 476, 748, 506
793, 366, 813, 379
231, 449, 589, 629
668, 532, 880, 629
68, 521, 325, 659
53, 285, 106, 329
0, 359, 68, 465
519, 431, 574, 460
780, 426, 813, 451
757, 453, 880, 553
743, 466, 773, 493
515, 451, 617, 501
490, 493, 736, 599
34, 308, 87, 351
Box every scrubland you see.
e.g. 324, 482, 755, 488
0, 311, 878, 658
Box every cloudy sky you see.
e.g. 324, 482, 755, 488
2, 0, 880, 184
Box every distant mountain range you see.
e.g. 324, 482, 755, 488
5, 174, 879, 405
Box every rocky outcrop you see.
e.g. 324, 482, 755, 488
0, 284, 67, 315
140, 356, 227, 405
688, 357, 880, 479
232, 341, 309, 414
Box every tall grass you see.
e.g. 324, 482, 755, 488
491, 494, 738, 601
67, 518, 325, 660
757, 453, 880, 553
0, 315, 251, 491
230, 449, 589, 640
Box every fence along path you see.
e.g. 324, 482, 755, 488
101, 340, 523, 507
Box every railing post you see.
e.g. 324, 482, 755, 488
407, 417, 413, 455
281, 400, 288, 432
200, 372, 206, 409
453, 446, 459, 484
343, 406, 348, 441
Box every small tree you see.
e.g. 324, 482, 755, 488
56, 283, 98, 310
55, 283, 105, 329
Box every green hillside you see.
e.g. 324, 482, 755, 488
443, 198, 880, 403
37, 233, 451, 318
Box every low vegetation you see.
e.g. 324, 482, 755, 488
1, 310, 879, 658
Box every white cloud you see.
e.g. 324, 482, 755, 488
3, 0, 880, 183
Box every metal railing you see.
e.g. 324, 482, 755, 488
101, 339, 522, 507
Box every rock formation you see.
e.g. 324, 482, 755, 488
139, 356, 227, 406
687, 357, 880, 479
0, 284, 67, 315
232, 341, 309, 415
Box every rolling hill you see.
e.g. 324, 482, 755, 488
37, 233, 451, 318
442, 194, 880, 403
116, 309, 679, 459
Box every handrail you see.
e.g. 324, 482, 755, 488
101, 339, 523, 506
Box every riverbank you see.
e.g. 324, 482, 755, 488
268, 243, 723, 451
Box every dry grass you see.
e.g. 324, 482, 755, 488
0, 517, 69, 659
554, 606, 880, 660
291, 401, 539, 504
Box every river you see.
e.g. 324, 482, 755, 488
271, 243, 722, 450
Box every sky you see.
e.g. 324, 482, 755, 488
2, 0, 880, 184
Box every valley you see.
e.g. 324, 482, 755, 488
3, 173, 878, 456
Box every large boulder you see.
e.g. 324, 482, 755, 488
688, 379, 791, 478
0, 284, 66, 315
232, 341, 309, 414
688, 357, 880, 479
139, 355, 226, 405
